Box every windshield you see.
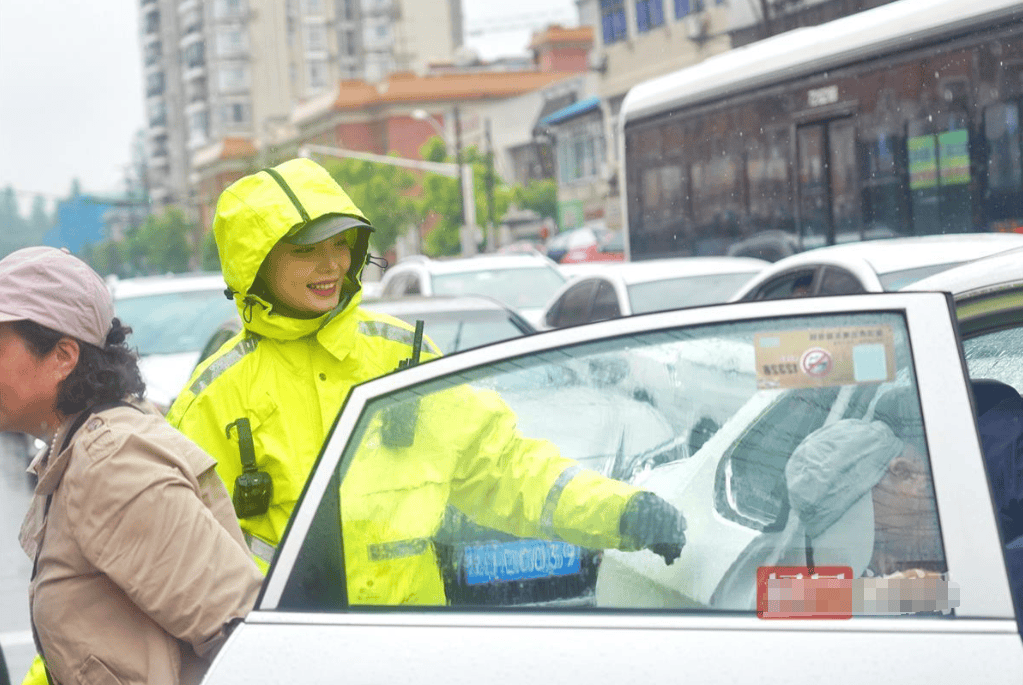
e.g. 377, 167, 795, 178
628, 272, 759, 314
115, 290, 238, 356
432, 267, 566, 309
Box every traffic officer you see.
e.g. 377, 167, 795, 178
167, 158, 688, 604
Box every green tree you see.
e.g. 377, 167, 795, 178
418, 136, 513, 257
511, 178, 558, 224
200, 230, 221, 271
323, 157, 420, 255
124, 207, 193, 275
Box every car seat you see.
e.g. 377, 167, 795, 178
709, 419, 901, 610
970, 378, 1023, 634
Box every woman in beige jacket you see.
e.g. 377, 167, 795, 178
2, 246, 262, 685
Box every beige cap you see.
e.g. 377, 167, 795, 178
0, 246, 114, 347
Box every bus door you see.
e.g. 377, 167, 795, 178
796, 118, 861, 249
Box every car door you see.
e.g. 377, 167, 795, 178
204, 293, 1022, 684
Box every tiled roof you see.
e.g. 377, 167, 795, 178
331, 70, 577, 111
530, 25, 594, 49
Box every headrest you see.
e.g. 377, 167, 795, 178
972, 378, 1023, 417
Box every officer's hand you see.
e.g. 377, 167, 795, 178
619, 492, 687, 565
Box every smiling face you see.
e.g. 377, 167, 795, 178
261, 230, 354, 318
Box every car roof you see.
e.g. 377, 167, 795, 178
902, 245, 1023, 299
765, 234, 1023, 275
108, 272, 227, 299
578, 257, 769, 285
393, 253, 560, 275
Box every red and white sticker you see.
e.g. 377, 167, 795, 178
800, 347, 833, 377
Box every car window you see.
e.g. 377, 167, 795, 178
817, 266, 868, 295
114, 289, 238, 355
279, 311, 948, 613
431, 267, 565, 309
878, 262, 964, 291
628, 272, 761, 314
549, 279, 597, 328
404, 274, 422, 295
963, 328, 1023, 394
751, 269, 817, 301
589, 280, 621, 322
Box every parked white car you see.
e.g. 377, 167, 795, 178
201, 291, 1023, 684
729, 233, 1023, 301
108, 273, 237, 412
540, 256, 768, 330
378, 253, 566, 328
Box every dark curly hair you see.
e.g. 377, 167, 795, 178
11, 318, 146, 415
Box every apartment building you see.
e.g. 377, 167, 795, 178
139, 0, 462, 219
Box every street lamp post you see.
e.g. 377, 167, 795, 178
412, 108, 478, 256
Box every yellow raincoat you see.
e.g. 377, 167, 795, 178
167, 158, 643, 605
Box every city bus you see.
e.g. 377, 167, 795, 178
619, 0, 1023, 262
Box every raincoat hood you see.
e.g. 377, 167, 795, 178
212, 158, 374, 339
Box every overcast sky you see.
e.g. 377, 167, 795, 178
0, 0, 578, 210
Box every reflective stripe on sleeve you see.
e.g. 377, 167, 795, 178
367, 538, 431, 561
540, 465, 583, 532
244, 531, 277, 566
189, 335, 260, 395
358, 320, 441, 355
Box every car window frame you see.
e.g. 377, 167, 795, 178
260, 292, 1012, 621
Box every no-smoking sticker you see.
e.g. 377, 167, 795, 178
754, 325, 895, 389
800, 347, 833, 377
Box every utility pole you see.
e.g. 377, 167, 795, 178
484, 118, 497, 252
453, 106, 477, 256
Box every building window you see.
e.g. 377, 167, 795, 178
184, 41, 205, 69
557, 124, 605, 184
182, 7, 202, 35
218, 64, 249, 92
147, 99, 166, 128
636, 0, 664, 32
144, 41, 162, 66
674, 0, 703, 18
146, 71, 165, 97
306, 25, 327, 52
307, 59, 328, 90
220, 102, 251, 127
346, 29, 357, 55
214, 0, 244, 18
144, 10, 160, 34
600, 0, 627, 44
304, 0, 323, 14
188, 110, 209, 144
216, 27, 245, 56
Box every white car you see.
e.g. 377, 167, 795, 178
378, 253, 566, 328
540, 257, 768, 330
202, 291, 1022, 684
728, 233, 1023, 302
109, 273, 238, 412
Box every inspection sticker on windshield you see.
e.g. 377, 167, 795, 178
463, 540, 581, 585
754, 325, 895, 389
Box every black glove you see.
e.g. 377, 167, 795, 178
619, 492, 687, 565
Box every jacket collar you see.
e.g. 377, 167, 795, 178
242, 291, 363, 362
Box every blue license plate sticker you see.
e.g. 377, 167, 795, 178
463, 540, 581, 585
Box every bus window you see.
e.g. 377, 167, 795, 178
746, 127, 795, 237
859, 122, 908, 238
797, 124, 829, 248
908, 113, 972, 234
984, 102, 1023, 230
